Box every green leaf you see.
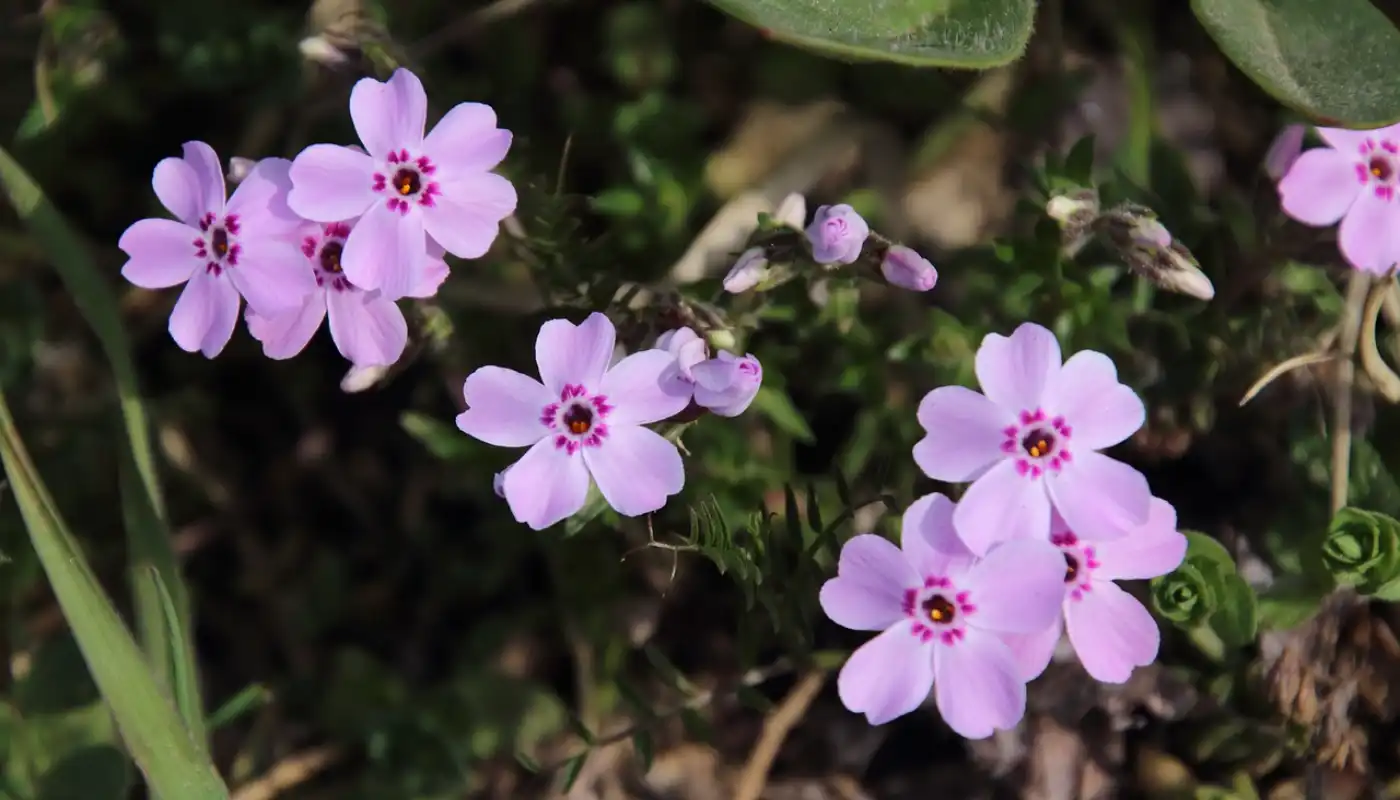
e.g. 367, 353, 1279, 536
1208, 574, 1259, 648
679, 708, 713, 743
1063, 135, 1096, 185
1256, 578, 1329, 630
750, 387, 814, 443
1184, 530, 1236, 568
400, 411, 476, 461
0, 144, 204, 744
0, 388, 229, 799
1191, 0, 1400, 126
35, 745, 131, 800
704, 0, 1034, 67
560, 753, 587, 792
206, 684, 271, 731
632, 729, 655, 772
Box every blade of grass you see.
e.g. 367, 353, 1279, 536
0, 145, 205, 744
0, 387, 228, 799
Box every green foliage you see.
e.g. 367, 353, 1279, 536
1191, 0, 1400, 126
1152, 532, 1259, 651
1322, 506, 1400, 598
702, 0, 1034, 67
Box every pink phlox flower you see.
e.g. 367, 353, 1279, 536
806, 204, 869, 265
455, 313, 693, 530
287, 68, 517, 300
913, 322, 1151, 555
691, 351, 762, 417
119, 143, 315, 357
1278, 123, 1400, 274
655, 327, 709, 391
246, 219, 448, 367
819, 493, 1066, 738
1001, 498, 1186, 683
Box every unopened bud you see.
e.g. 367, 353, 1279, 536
1265, 124, 1306, 181
227, 157, 257, 185
1046, 189, 1100, 225
774, 192, 807, 229
299, 35, 351, 67
879, 245, 938, 292
723, 247, 769, 293
1100, 206, 1214, 301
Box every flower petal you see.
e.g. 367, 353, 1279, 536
502, 438, 591, 530
1317, 124, 1400, 152
421, 173, 517, 259
182, 141, 226, 216
153, 157, 204, 226
455, 366, 552, 447
1092, 498, 1188, 581
226, 238, 317, 316
1339, 189, 1400, 274
912, 386, 1007, 482
1000, 617, 1062, 682
341, 201, 425, 301
952, 460, 1051, 556
1047, 451, 1151, 541
404, 253, 450, 299
119, 219, 197, 288
961, 538, 1067, 633
583, 426, 684, 517
423, 102, 513, 176
169, 269, 240, 358
1043, 351, 1145, 450
1278, 147, 1359, 226
246, 291, 326, 359
287, 144, 378, 223
536, 312, 615, 395
933, 627, 1025, 739
599, 350, 693, 425
326, 289, 408, 367
975, 322, 1061, 412
225, 157, 302, 236
1065, 580, 1159, 683
837, 621, 933, 726
901, 492, 974, 577
349, 68, 427, 158
820, 534, 919, 630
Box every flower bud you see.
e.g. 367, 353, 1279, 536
1100, 206, 1215, 301
227, 157, 257, 185
691, 352, 762, 417
1046, 189, 1100, 225
805, 204, 869, 265
1265, 124, 1306, 181
774, 192, 807, 229
723, 247, 769, 293
879, 245, 938, 292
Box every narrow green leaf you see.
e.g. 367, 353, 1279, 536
632, 729, 655, 772
205, 684, 271, 731
0, 144, 204, 744
0, 389, 228, 799
147, 566, 201, 743
833, 468, 852, 510
642, 643, 696, 695
679, 708, 712, 743
750, 387, 815, 443
566, 715, 596, 746
735, 685, 774, 713
560, 754, 587, 792
400, 411, 475, 461
1192, 0, 1400, 126
614, 680, 656, 720
803, 482, 824, 533
704, 0, 1034, 67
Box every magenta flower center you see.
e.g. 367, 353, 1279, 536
192, 212, 241, 276
371, 149, 442, 215
1001, 408, 1073, 480
1355, 139, 1399, 201
902, 576, 976, 646
541, 384, 614, 455
1050, 530, 1099, 601
1371, 156, 1394, 182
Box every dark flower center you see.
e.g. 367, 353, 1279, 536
393, 168, 421, 197
1372, 156, 1394, 181
1063, 553, 1079, 583
320, 241, 344, 273
922, 595, 956, 625
1021, 428, 1055, 459
563, 404, 594, 435
211, 227, 230, 257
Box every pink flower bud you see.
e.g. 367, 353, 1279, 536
723, 247, 769, 293
880, 246, 938, 292
806, 204, 869, 265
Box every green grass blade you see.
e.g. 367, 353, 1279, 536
0, 388, 229, 799
0, 144, 205, 744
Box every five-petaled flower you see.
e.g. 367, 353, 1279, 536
654, 328, 764, 418
287, 68, 517, 300
1001, 499, 1186, 683
913, 322, 1150, 554
246, 219, 449, 367
1278, 123, 1400, 274
119, 143, 314, 357
819, 493, 1066, 737
455, 313, 692, 530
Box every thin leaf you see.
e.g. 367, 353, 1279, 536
803, 482, 824, 533
0, 388, 228, 798
560, 754, 587, 792
632, 729, 655, 772
750, 387, 815, 443
205, 685, 270, 731
0, 145, 204, 743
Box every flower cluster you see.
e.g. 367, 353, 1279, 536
455, 314, 763, 530
1276, 122, 1400, 274
820, 322, 1186, 738
118, 68, 516, 365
